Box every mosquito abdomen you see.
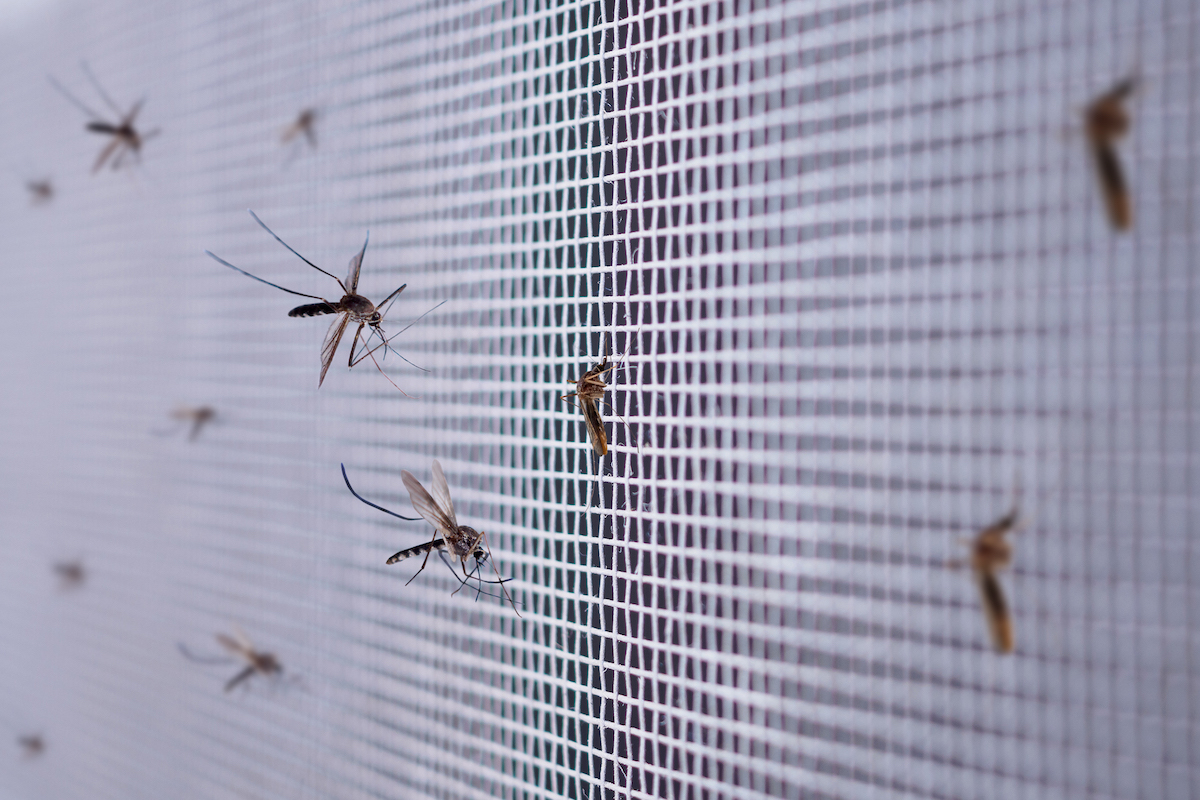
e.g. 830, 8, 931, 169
289, 302, 338, 318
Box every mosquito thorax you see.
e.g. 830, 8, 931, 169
450, 526, 483, 560
341, 294, 376, 318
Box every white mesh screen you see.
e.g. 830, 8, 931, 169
1, 0, 1197, 799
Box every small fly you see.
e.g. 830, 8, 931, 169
205, 210, 422, 390
180, 628, 283, 692
282, 108, 317, 148
1085, 77, 1136, 231
53, 560, 85, 590
18, 735, 44, 759
49, 63, 159, 173
25, 179, 53, 205
170, 405, 216, 441
949, 506, 1020, 653
342, 461, 518, 613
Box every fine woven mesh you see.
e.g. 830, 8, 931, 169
0, 0, 1197, 799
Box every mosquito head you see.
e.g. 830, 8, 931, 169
367, 310, 383, 328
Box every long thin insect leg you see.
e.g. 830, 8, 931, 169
245, 210, 347, 292
340, 464, 420, 521
439, 551, 510, 600
203, 250, 329, 301
346, 323, 366, 368
80, 61, 124, 118
48, 75, 105, 120
480, 533, 520, 616
352, 300, 448, 366
403, 542, 440, 586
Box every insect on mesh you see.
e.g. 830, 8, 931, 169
0, 0, 1196, 799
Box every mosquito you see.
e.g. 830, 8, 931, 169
53, 560, 85, 590
1085, 77, 1136, 231
282, 108, 317, 148
180, 628, 283, 692
205, 210, 418, 390
560, 333, 637, 457
25, 179, 53, 205
948, 506, 1021, 653
341, 464, 517, 606
49, 63, 158, 173
169, 405, 216, 441
18, 735, 44, 759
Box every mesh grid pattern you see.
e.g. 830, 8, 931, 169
0, 0, 1197, 799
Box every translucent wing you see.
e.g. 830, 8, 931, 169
344, 232, 369, 293
402, 468, 457, 537
216, 633, 249, 660
1092, 142, 1132, 230
121, 98, 145, 127
974, 570, 1014, 653
581, 398, 608, 456
318, 314, 350, 387
428, 460, 457, 529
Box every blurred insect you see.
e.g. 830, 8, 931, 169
180, 628, 283, 692
49, 63, 159, 173
560, 334, 637, 457
205, 210, 426, 391
25, 179, 53, 205
342, 461, 518, 613
1084, 77, 1136, 231
169, 405, 216, 441
282, 108, 317, 148
53, 560, 85, 590
948, 506, 1021, 653
18, 735, 44, 759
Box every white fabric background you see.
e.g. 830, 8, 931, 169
0, 0, 1196, 798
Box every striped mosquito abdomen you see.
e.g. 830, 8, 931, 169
289, 302, 339, 318
387, 538, 447, 564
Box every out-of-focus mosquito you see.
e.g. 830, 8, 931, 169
49, 64, 159, 173
18, 735, 44, 759
205, 210, 433, 392
346, 461, 519, 613
1085, 77, 1136, 231
169, 405, 216, 441
282, 108, 317, 148
25, 179, 53, 205
53, 560, 85, 590
947, 506, 1021, 653
560, 333, 637, 457
179, 628, 283, 692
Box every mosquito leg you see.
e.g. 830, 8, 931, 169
403, 538, 441, 585
80, 61, 124, 118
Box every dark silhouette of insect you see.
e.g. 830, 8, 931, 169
179, 628, 282, 692
205, 210, 412, 389
53, 560, 85, 590
342, 461, 518, 613
170, 406, 216, 441
49, 64, 159, 173
18, 735, 44, 759
25, 179, 52, 205
949, 506, 1020, 653
1085, 77, 1136, 231
282, 108, 317, 148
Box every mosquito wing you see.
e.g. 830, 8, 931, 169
402, 468, 457, 536
1092, 142, 1132, 230
345, 233, 369, 293
121, 98, 145, 127
581, 397, 608, 456
428, 460, 457, 528
216, 633, 250, 661
318, 313, 350, 387
974, 569, 1014, 653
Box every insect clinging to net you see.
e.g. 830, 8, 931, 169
560, 333, 637, 457
204, 210, 418, 391
1084, 77, 1136, 231
342, 461, 519, 614
49, 64, 159, 173
282, 108, 318, 148
948, 506, 1021, 653
180, 628, 283, 692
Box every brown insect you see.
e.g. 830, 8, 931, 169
25, 179, 53, 205
53, 560, 85, 590
949, 506, 1020, 653
49, 64, 159, 173
205, 210, 412, 389
377, 461, 518, 614
216, 629, 283, 692
561, 357, 615, 456
170, 405, 216, 441
1085, 77, 1136, 231
18, 735, 44, 759
282, 108, 317, 148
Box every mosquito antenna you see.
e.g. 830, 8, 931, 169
48, 74, 104, 120
80, 61, 123, 118
246, 210, 347, 292
203, 250, 328, 301
340, 464, 420, 521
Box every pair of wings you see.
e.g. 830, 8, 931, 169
315, 236, 370, 386
401, 460, 459, 538
215, 628, 259, 664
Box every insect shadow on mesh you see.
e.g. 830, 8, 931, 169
205, 210, 444, 393
1084, 76, 1137, 231
48, 63, 159, 173
944, 505, 1023, 653
341, 464, 520, 611
178, 627, 288, 692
